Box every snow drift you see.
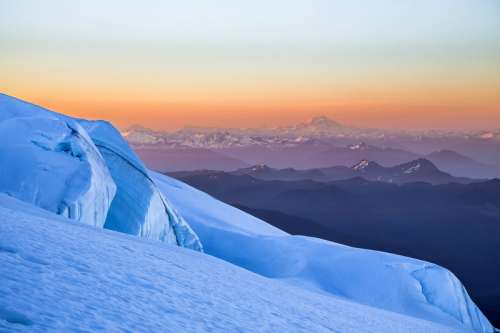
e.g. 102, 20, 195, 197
153, 172, 494, 333
0, 93, 201, 250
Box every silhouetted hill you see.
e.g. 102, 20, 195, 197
426, 150, 500, 179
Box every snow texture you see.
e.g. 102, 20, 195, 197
0, 93, 202, 250
0, 104, 115, 228
0, 193, 470, 333
153, 172, 494, 333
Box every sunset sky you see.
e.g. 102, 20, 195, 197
1, 0, 499, 130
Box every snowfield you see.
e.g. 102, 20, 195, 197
0, 194, 471, 333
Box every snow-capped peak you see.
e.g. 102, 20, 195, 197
404, 163, 421, 174
121, 125, 164, 144
251, 164, 271, 172
348, 142, 370, 150
478, 132, 493, 139
353, 159, 371, 170
478, 131, 500, 140
399, 159, 439, 175
307, 115, 343, 128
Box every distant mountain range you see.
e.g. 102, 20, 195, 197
169, 170, 500, 325
174, 158, 477, 185
125, 117, 500, 178
124, 116, 500, 145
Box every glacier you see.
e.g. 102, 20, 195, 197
153, 172, 495, 333
0, 93, 202, 250
0, 193, 471, 333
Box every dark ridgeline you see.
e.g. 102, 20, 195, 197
171, 158, 479, 185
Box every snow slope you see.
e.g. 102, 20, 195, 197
153, 172, 494, 333
0, 93, 201, 250
0, 193, 468, 333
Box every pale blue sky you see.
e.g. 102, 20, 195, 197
1, 0, 499, 130
2, 0, 499, 50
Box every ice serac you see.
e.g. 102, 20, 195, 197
79, 119, 202, 251
153, 172, 494, 333
0, 113, 116, 228
0, 93, 202, 250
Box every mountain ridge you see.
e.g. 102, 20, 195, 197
173, 158, 478, 185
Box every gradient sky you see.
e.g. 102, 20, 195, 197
1, 0, 500, 130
